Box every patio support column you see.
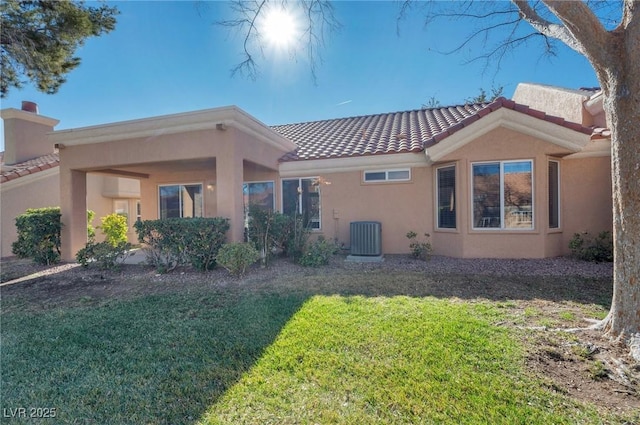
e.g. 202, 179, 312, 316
60, 168, 87, 261
216, 154, 244, 242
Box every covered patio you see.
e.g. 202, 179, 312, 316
51, 106, 296, 261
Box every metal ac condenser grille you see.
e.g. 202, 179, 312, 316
350, 221, 382, 256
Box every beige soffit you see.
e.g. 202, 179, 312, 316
49, 106, 297, 153
0, 166, 59, 191
425, 108, 591, 163
279, 152, 428, 177
565, 139, 611, 159
0, 108, 60, 127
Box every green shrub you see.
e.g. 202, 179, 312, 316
406, 231, 432, 261
76, 241, 133, 270
12, 207, 62, 265
299, 236, 338, 267
87, 210, 96, 242
217, 242, 260, 276
247, 205, 310, 264
284, 214, 309, 263
134, 217, 230, 272
246, 205, 291, 266
100, 213, 128, 246
569, 231, 613, 262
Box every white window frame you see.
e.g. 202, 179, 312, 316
158, 182, 204, 219
363, 168, 411, 183
548, 160, 561, 229
471, 160, 534, 231
436, 164, 457, 230
281, 177, 321, 230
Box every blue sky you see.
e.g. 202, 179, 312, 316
0, 1, 599, 151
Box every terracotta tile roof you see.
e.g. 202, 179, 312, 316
273, 97, 594, 162
0, 152, 59, 183
0, 97, 601, 182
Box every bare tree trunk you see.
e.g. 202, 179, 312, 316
595, 19, 640, 341
600, 82, 640, 341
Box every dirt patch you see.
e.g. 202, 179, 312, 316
527, 330, 639, 418
1, 255, 637, 419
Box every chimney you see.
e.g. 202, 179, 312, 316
21, 101, 39, 114
1, 102, 59, 165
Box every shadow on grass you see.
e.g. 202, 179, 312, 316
271, 271, 613, 309
1, 263, 613, 424
1, 287, 310, 424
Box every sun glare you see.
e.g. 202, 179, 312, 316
262, 8, 298, 48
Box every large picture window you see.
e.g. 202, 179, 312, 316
472, 160, 533, 230
437, 165, 456, 229
282, 177, 321, 229
159, 184, 203, 219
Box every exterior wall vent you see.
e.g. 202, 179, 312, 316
350, 221, 382, 256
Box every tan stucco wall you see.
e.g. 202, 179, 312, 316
298, 166, 432, 254
430, 126, 611, 258
86, 175, 140, 242
1, 172, 60, 257
560, 156, 613, 251
0, 171, 139, 257
1, 112, 58, 165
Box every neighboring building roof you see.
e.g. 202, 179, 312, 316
273, 97, 594, 162
0, 152, 59, 183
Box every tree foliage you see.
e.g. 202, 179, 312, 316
465, 86, 504, 104
0, 0, 118, 97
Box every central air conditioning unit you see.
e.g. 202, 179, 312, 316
350, 221, 382, 256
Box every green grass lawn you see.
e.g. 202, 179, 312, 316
0, 271, 623, 424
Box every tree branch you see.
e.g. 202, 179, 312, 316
511, 0, 585, 54
217, 0, 339, 82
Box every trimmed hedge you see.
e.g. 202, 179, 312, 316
134, 217, 229, 272
12, 207, 62, 265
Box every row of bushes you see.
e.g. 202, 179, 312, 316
13, 207, 612, 273
12, 207, 339, 273
12, 208, 130, 265
245, 205, 337, 267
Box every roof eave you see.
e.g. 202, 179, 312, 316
425, 108, 591, 164
50, 106, 297, 153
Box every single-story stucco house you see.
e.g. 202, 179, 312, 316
1, 83, 612, 261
